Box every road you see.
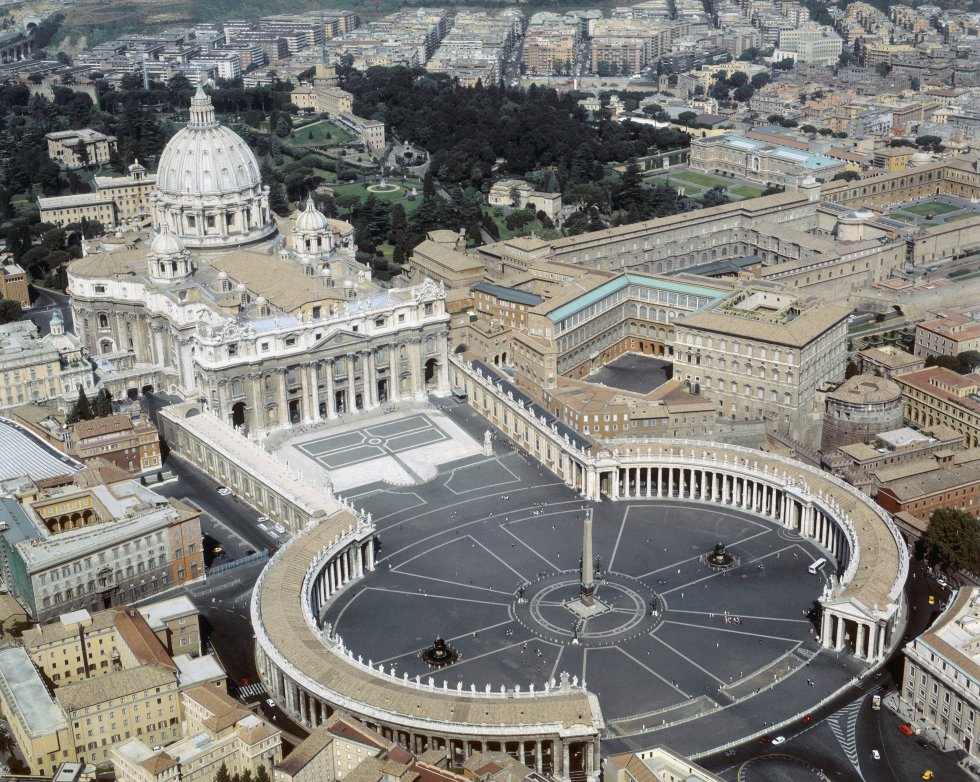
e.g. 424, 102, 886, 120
701, 555, 968, 780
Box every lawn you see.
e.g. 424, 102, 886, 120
672, 170, 730, 189
482, 208, 544, 240
330, 181, 421, 204
885, 212, 916, 223
901, 200, 960, 217
649, 177, 704, 194
943, 212, 979, 222
729, 185, 763, 199
288, 120, 353, 147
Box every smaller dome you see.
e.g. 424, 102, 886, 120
218, 271, 229, 280
343, 279, 355, 289
150, 226, 185, 257
256, 296, 267, 306
294, 196, 331, 233
236, 282, 247, 292
50, 310, 63, 325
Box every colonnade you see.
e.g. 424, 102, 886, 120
258, 651, 598, 781
309, 537, 375, 617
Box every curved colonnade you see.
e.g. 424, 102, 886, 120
253, 358, 909, 776
252, 504, 603, 782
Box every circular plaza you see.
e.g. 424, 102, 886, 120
251, 404, 909, 779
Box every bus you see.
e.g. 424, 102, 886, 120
808, 558, 827, 575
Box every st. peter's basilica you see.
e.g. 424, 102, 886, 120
67, 86, 450, 435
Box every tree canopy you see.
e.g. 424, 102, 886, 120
923, 507, 980, 576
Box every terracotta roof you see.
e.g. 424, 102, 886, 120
183, 685, 250, 732
329, 717, 388, 749
276, 723, 335, 775
71, 414, 135, 440
141, 752, 177, 775
55, 664, 176, 712
113, 608, 177, 671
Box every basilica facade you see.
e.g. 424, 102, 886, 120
67, 86, 450, 435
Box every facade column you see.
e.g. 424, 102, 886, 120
309, 364, 322, 421
366, 538, 375, 571
855, 623, 866, 659
534, 742, 542, 773
299, 365, 312, 423
835, 614, 846, 650
667, 468, 674, 497
410, 339, 424, 400
277, 369, 290, 428
611, 469, 620, 500
821, 608, 832, 646
325, 360, 337, 418
561, 743, 569, 777
364, 350, 378, 409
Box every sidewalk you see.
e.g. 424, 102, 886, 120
884, 691, 980, 780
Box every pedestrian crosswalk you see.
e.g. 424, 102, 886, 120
828, 699, 864, 781
236, 682, 267, 701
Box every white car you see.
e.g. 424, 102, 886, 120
216, 487, 232, 496
273, 524, 287, 535
266, 698, 276, 708
257, 516, 270, 523
871, 750, 880, 760
771, 736, 786, 745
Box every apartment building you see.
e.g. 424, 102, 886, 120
0, 462, 205, 621
67, 412, 162, 477
112, 687, 282, 782
873, 448, 980, 522
275, 715, 389, 782
46, 130, 117, 171
0, 319, 95, 410
901, 589, 980, 760
0, 646, 71, 776
605, 747, 723, 782
39, 161, 158, 230
138, 595, 202, 657
914, 306, 980, 359
895, 367, 980, 448
0, 260, 30, 308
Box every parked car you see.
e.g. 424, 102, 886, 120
871, 750, 880, 760
771, 736, 786, 745
217, 486, 232, 496
899, 724, 915, 736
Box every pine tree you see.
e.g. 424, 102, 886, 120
75, 387, 94, 421
94, 388, 113, 418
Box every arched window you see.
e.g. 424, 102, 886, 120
98, 313, 109, 329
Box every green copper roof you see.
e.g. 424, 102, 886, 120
546, 274, 726, 323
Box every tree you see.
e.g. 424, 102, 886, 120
925, 354, 962, 372
677, 111, 698, 127
844, 360, 860, 379
750, 72, 771, 90
0, 298, 22, 324
732, 85, 754, 102
94, 388, 113, 418
832, 170, 861, 182
699, 186, 729, 208
923, 508, 980, 576
216, 763, 231, 782
256, 766, 270, 782
67, 387, 94, 424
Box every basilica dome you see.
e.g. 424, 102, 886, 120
151, 85, 275, 250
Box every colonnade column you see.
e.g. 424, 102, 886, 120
277, 369, 290, 428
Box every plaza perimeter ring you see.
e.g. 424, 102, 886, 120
252, 433, 908, 781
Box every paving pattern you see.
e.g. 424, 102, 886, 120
296, 414, 449, 469
325, 443, 833, 747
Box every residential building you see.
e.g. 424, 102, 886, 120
112, 687, 282, 782
0, 461, 205, 621
873, 448, 980, 524
0, 646, 71, 776
56, 663, 182, 764
0, 317, 95, 410
604, 747, 722, 782
66, 412, 162, 477
46, 130, 117, 171
39, 161, 158, 230
0, 261, 30, 308
901, 588, 980, 760
823, 424, 964, 491
138, 595, 202, 657
858, 345, 925, 379
894, 367, 980, 448
914, 306, 980, 360
274, 715, 388, 782
873, 146, 916, 172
